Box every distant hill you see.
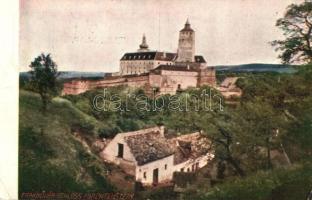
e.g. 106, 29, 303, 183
20, 64, 298, 81
214, 63, 298, 73
58, 71, 106, 79
20, 71, 107, 80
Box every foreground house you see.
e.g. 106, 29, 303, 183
100, 126, 214, 186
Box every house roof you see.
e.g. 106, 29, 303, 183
124, 131, 174, 166
151, 64, 199, 73
154, 52, 177, 61
120, 51, 205, 64
168, 132, 212, 165
194, 55, 206, 63
120, 51, 156, 60
180, 19, 194, 32
120, 51, 176, 61
111, 127, 213, 166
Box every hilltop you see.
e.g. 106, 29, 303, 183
19, 71, 106, 80
215, 63, 297, 73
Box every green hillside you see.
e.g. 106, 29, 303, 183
19, 90, 115, 195
18, 64, 312, 199
188, 163, 312, 200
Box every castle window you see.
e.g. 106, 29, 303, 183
165, 164, 167, 170
181, 168, 184, 172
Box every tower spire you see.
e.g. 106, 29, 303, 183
183, 18, 192, 31
138, 34, 149, 52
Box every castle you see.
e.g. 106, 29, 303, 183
62, 19, 216, 95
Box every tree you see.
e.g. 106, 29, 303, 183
213, 126, 246, 177
29, 53, 59, 111
199, 110, 247, 177
241, 101, 282, 169
272, 1, 312, 64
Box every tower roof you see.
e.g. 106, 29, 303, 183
180, 18, 194, 32
139, 34, 149, 51
186, 18, 190, 25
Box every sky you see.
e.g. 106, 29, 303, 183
19, 0, 303, 72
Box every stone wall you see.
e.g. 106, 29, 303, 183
100, 126, 166, 180
120, 60, 174, 75
174, 153, 214, 173
135, 155, 174, 186
197, 67, 216, 87
62, 79, 92, 95
62, 67, 216, 96
148, 70, 199, 95
62, 74, 150, 95
100, 126, 163, 163
100, 132, 137, 176
120, 60, 154, 75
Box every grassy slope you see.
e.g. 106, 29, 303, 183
19, 90, 114, 194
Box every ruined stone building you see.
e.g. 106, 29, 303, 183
62, 19, 216, 95
100, 126, 214, 186
217, 77, 243, 99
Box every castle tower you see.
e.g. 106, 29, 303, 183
138, 34, 149, 52
177, 19, 195, 62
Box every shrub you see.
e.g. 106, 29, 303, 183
194, 164, 312, 200
71, 121, 95, 135
98, 126, 121, 138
